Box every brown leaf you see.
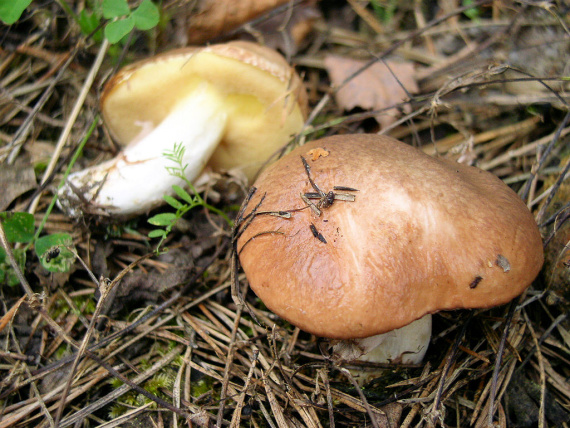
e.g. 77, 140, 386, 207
0, 157, 36, 211
101, 247, 195, 317
378, 402, 403, 428
324, 55, 418, 128
0, 296, 26, 335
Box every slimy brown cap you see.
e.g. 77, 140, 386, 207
237, 134, 544, 339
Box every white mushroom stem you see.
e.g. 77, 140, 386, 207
332, 314, 432, 365
58, 83, 227, 217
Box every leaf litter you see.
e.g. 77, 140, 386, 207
0, 1, 569, 427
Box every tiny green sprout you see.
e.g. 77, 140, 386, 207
107, 368, 176, 417
135, 394, 153, 407
123, 393, 139, 407
108, 377, 124, 389
108, 403, 128, 419
172, 354, 185, 368
54, 343, 71, 359
370, 0, 397, 25
139, 358, 152, 371
462, 0, 482, 21
148, 142, 233, 254
102, 0, 159, 43
144, 372, 174, 396
73, 296, 96, 315
192, 377, 214, 398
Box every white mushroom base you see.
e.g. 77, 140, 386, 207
332, 314, 432, 382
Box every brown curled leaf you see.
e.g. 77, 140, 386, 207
324, 54, 418, 129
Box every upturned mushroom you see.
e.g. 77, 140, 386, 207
237, 134, 543, 371
58, 41, 307, 217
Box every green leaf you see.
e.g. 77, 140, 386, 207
462, 0, 480, 21
148, 229, 166, 238
163, 195, 184, 210
172, 185, 194, 205
132, 0, 159, 31
78, 9, 103, 40
0, 247, 26, 287
35, 233, 75, 273
0, 212, 35, 243
370, 0, 396, 24
104, 15, 135, 43
6, 266, 22, 286
148, 213, 178, 227
102, 0, 130, 19
0, 0, 32, 25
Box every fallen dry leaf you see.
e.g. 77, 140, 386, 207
100, 246, 196, 317
379, 402, 403, 428
186, 0, 295, 44
0, 157, 37, 211
324, 55, 418, 128
0, 296, 26, 335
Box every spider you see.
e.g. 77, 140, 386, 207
299, 155, 358, 216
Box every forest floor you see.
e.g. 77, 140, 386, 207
0, 1, 569, 427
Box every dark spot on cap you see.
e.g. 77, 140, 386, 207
470, 276, 483, 289
309, 223, 327, 244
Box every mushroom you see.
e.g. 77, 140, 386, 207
58, 41, 307, 217
236, 134, 543, 374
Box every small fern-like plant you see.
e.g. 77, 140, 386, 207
148, 143, 232, 253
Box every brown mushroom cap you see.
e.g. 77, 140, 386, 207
100, 41, 307, 181
237, 134, 544, 339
